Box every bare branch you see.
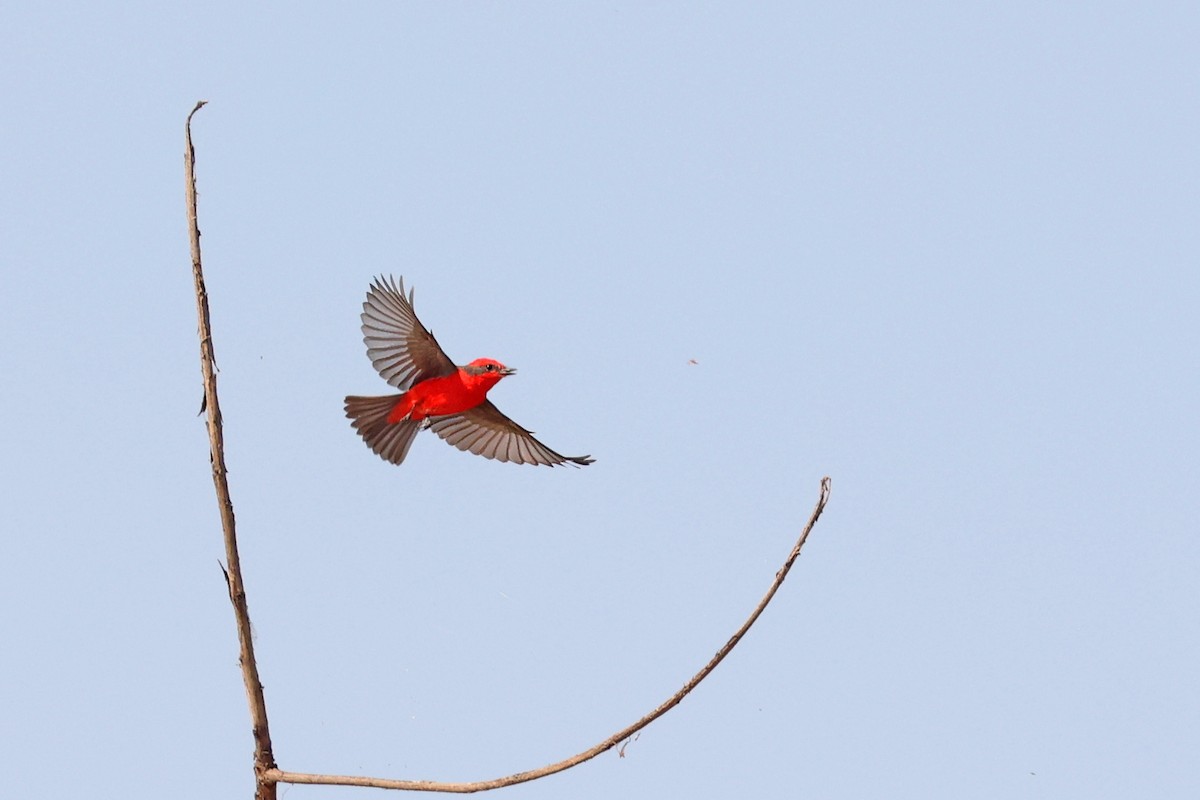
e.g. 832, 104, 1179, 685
186, 101, 279, 800
266, 476, 832, 793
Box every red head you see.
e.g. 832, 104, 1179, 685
461, 358, 516, 389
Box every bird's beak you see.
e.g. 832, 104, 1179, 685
501, 366, 517, 376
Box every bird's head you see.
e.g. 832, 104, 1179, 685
462, 358, 516, 386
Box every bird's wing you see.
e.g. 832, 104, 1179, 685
427, 400, 594, 467
362, 276, 457, 390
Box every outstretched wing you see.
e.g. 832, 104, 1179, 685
362, 276, 456, 390
427, 401, 595, 467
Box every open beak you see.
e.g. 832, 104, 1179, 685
501, 366, 517, 376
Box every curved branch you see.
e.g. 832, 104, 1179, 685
267, 476, 831, 793
186, 101, 279, 799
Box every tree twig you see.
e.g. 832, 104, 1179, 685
265, 476, 832, 793
186, 100, 279, 800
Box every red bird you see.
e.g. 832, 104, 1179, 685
345, 276, 594, 467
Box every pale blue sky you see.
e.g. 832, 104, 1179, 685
2, 3, 1197, 798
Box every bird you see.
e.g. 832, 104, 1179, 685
345, 276, 594, 467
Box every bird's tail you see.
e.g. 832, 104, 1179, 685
345, 394, 422, 465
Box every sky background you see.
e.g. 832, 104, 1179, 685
2, 3, 1197, 798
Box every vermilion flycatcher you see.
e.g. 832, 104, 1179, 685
345, 276, 594, 467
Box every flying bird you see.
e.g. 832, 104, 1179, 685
345, 276, 594, 467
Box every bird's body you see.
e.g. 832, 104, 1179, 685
345, 277, 593, 467
384, 359, 509, 423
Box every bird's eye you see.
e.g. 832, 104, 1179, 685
486, 364, 495, 371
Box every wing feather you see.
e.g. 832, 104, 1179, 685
427, 401, 594, 467
362, 276, 456, 390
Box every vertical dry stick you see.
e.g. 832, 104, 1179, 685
185, 101, 278, 800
